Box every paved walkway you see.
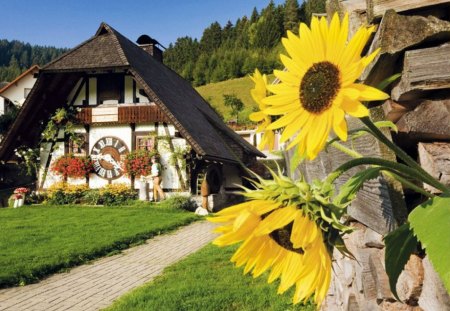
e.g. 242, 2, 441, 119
0, 221, 218, 311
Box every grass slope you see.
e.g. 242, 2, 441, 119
106, 244, 314, 311
0, 205, 198, 288
195, 75, 274, 123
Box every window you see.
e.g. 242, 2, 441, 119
68, 133, 88, 156
136, 136, 155, 151
97, 74, 124, 104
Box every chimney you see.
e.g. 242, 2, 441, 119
137, 35, 164, 63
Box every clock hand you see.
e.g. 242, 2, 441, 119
102, 154, 122, 171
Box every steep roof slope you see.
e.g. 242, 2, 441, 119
0, 23, 264, 163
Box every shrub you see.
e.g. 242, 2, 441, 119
160, 195, 197, 211
26, 191, 47, 205
80, 189, 101, 205
47, 182, 89, 205
99, 184, 137, 206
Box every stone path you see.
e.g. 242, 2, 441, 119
0, 221, 218, 311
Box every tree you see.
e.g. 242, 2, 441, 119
284, 0, 300, 34
223, 94, 244, 122
222, 20, 235, 43
250, 7, 259, 23
193, 54, 210, 86
200, 22, 222, 53
164, 36, 200, 82
304, 0, 326, 24
253, 1, 283, 49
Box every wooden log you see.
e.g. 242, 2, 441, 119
396, 99, 450, 140
391, 44, 450, 101
364, 227, 384, 249
366, 0, 450, 22
382, 100, 419, 123
418, 142, 450, 194
362, 10, 450, 88
327, 0, 367, 38
396, 254, 424, 304
369, 251, 394, 301
418, 257, 450, 310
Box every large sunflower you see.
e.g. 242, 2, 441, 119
263, 13, 389, 160
207, 163, 349, 308
209, 199, 332, 307
249, 69, 276, 151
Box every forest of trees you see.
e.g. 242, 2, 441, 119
0, 40, 67, 82
163, 0, 326, 86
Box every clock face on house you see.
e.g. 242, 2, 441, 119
90, 137, 129, 179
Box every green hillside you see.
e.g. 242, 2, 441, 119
195, 74, 274, 124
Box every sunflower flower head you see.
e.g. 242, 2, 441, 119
208, 168, 353, 308
262, 13, 389, 160
249, 69, 276, 151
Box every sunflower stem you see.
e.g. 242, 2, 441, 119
386, 172, 435, 199
329, 141, 434, 198
329, 141, 363, 159
360, 117, 450, 195
325, 157, 447, 194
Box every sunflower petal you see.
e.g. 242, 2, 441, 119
341, 99, 369, 118
254, 206, 299, 236
351, 83, 389, 101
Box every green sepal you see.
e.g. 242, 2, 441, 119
374, 120, 398, 133
288, 147, 305, 174
328, 231, 356, 260
333, 167, 382, 205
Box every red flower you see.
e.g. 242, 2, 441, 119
52, 155, 93, 179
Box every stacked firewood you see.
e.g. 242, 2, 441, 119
312, 1, 450, 310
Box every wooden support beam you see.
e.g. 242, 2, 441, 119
391, 44, 450, 101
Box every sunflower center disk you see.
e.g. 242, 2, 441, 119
269, 223, 304, 254
299, 61, 341, 114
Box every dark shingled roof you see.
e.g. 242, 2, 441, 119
0, 23, 264, 164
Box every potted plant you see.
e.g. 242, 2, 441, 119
12, 187, 29, 208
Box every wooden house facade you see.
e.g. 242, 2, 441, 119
0, 23, 264, 194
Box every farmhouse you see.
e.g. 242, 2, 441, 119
0, 65, 39, 116
0, 23, 264, 197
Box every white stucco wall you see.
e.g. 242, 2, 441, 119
39, 129, 69, 189
124, 76, 133, 104
0, 97, 5, 115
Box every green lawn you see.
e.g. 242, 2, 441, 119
0, 204, 199, 288
196, 74, 274, 123
106, 244, 314, 311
